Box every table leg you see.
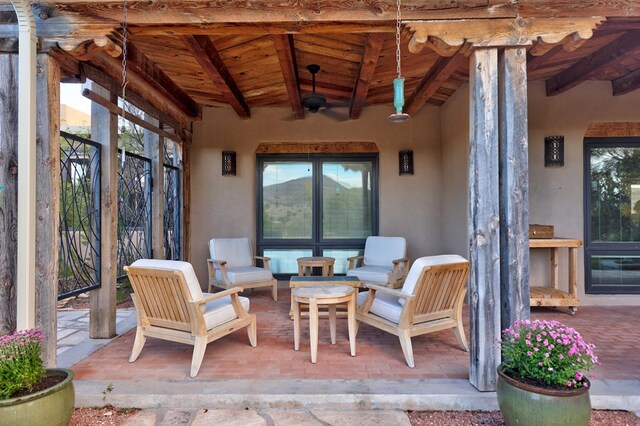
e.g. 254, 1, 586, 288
550, 247, 559, 290
309, 298, 319, 363
298, 263, 303, 277
293, 298, 301, 351
329, 263, 334, 277
322, 264, 328, 276
328, 305, 337, 344
347, 293, 356, 357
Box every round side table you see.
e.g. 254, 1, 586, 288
292, 284, 356, 364
297, 256, 335, 277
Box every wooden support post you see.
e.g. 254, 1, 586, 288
498, 47, 530, 332
468, 47, 501, 392
34, 54, 61, 366
181, 142, 191, 261
0, 54, 18, 336
144, 114, 164, 259
89, 82, 117, 338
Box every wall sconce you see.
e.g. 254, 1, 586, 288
222, 150, 236, 176
544, 136, 564, 167
399, 150, 414, 175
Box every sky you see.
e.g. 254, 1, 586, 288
60, 83, 91, 114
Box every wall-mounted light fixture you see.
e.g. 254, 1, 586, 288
544, 136, 564, 167
399, 150, 414, 175
222, 150, 236, 176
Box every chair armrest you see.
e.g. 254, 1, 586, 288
347, 255, 364, 270
254, 256, 272, 270
392, 257, 410, 266
363, 283, 413, 299
196, 287, 243, 305
207, 258, 227, 267
207, 258, 230, 285
389, 257, 410, 287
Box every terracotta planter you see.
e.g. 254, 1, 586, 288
0, 368, 74, 426
497, 364, 590, 426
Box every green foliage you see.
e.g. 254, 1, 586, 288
500, 320, 598, 389
0, 329, 46, 400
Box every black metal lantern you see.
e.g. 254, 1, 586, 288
399, 150, 414, 175
222, 150, 236, 176
544, 136, 564, 167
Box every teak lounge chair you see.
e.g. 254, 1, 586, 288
207, 238, 278, 301
346, 236, 410, 288
356, 255, 470, 368
125, 259, 257, 377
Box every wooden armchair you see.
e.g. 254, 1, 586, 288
207, 238, 278, 301
125, 259, 257, 378
356, 255, 470, 368
347, 236, 410, 288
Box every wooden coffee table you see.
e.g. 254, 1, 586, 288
297, 256, 335, 277
292, 284, 357, 364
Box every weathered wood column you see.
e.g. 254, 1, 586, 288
35, 53, 61, 366
89, 82, 118, 338
468, 47, 501, 391
498, 47, 530, 331
143, 114, 165, 259
0, 54, 19, 336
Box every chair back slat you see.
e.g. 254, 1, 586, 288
412, 262, 469, 318
127, 266, 194, 328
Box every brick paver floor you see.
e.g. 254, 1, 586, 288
71, 287, 640, 382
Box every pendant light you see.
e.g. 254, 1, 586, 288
389, 0, 410, 123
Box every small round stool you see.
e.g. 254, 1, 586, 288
296, 256, 335, 277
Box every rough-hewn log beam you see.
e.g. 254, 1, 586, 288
546, 31, 640, 96
612, 67, 640, 96
58, 37, 122, 61
405, 46, 468, 116
129, 22, 395, 36
272, 34, 304, 120
350, 33, 384, 120
181, 35, 250, 119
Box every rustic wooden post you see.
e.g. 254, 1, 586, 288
34, 54, 61, 366
89, 82, 117, 338
468, 47, 501, 392
498, 47, 530, 331
143, 114, 164, 259
0, 54, 18, 336
181, 141, 191, 261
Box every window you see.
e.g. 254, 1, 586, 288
257, 154, 378, 277
584, 138, 640, 294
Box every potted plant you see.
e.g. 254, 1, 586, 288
497, 319, 598, 426
0, 329, 74, 426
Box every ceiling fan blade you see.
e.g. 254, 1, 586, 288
320, 107, 349, 122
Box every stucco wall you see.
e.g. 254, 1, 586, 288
441, 80, 640, 306
191, 105, 442, 285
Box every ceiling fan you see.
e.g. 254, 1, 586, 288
301, 64, 348, 119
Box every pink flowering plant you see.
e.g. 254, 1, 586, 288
500, 319, 598, 389
0, 329, 46, 399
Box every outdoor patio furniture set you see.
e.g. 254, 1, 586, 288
124, 237, 471, 377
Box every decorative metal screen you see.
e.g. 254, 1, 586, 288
117, 150, 152, 279
58, 131, 101, 299
163, 164, 181, 260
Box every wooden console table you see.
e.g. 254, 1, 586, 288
529, 238, 583, 315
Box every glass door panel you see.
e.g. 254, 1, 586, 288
262, 161, 312, 239
322, 161, 373, 239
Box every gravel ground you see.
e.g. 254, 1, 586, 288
70, 408, 639, 425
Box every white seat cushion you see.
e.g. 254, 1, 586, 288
130, 259, 204, 300
216, 266, 273, 284
209, 238, 254, 268
346, 265, 393, 284
363, 236, 406, 267
202, 294, 250, 329
357, 290, 403, 324
401, 255, 468, 296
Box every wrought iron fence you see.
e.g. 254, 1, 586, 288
58, 131, 101, 300
163, 164, 181, 260
117, 149, 152, 279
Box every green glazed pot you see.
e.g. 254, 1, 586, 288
497, 364, 590, 426
0, 368, 75, 426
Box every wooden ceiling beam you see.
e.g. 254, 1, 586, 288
350, 33, 384, 120
612, 68, 640, 96
546, 31, 640, 96
272, 34, 304, 120
128, 22, 395, 36
182, 35, 250, 119
405, 46, 469, 116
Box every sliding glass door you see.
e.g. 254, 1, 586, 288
257, 154, 378, 277
584, 138, 640, 294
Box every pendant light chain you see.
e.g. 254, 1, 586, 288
120, 0, 128, 165
395, 0, 402, 78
